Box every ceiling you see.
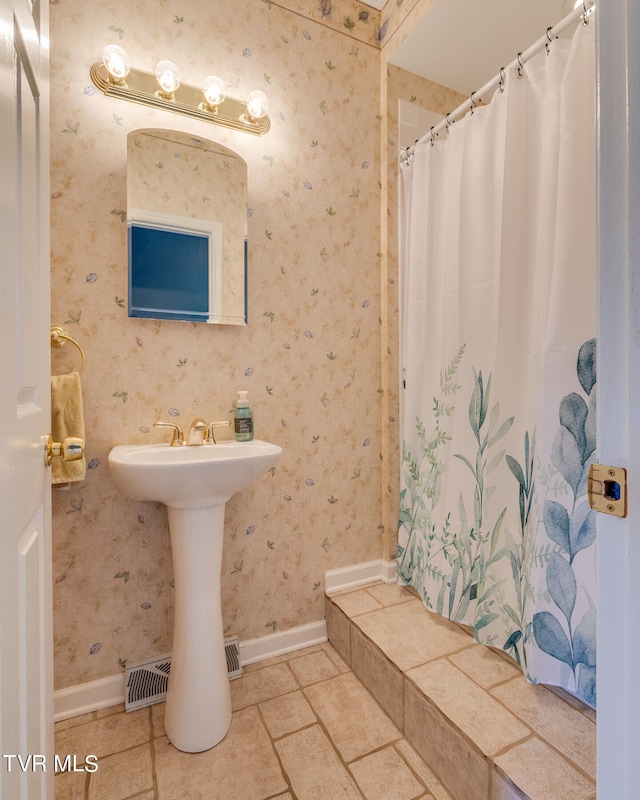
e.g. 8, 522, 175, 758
387, 0, 576, 95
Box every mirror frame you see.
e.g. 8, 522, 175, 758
126, 129, 248, 326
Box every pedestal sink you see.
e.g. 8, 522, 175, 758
108, 440, 282, 753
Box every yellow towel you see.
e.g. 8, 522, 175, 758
50, 371, 86, 485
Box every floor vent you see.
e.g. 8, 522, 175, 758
225, 636, 242, 680
125, 637, 242, 713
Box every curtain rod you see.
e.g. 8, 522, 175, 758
401, 0, 596, 162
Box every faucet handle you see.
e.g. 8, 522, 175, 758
154, 420, 185, 446
187, 418, 208, 446
206, 419, 231, 444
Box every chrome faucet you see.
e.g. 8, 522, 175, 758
187, 418, 208, 446
154, 420, 185, 446
206, 419, 231, 444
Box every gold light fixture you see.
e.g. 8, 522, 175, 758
201, 75, 227, 112
91, 46, 270, 135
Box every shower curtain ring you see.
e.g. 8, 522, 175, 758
545, 26, 554, 54
517, 52, 524, 79
582, 0, 590, 24
499, 67, 505, 93
470, 92, 477, 114
445, 113, 453, 132
430, 126, 435, 147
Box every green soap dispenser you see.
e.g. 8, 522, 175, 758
234, 391, 254, 442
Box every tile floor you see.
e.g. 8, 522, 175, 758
54, 641, 449, 800
54, 581, 597, 800
326, 582, 597, 800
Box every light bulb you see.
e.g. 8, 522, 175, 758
202, 75, 226, 109
246, 90, 268, 120
155, 60, 181, 96
103, 45, 130, 83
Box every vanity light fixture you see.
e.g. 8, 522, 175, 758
154, 60, 181, 100
245, 90, 268, 122
91, 46, 271, 135
201, 75, 227, 112
103, 44, 130, 84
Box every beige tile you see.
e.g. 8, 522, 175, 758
354, 600, 472, 671
275, 724, 362, 800
494, 738, 595, 800
154, 706, 288, 800
54, 708, 150, 760
259, 690, 317, 739
88, 744, 153, 800
491, 770, 529, 800
366, 582, 415, 607
351, 624, 404, 729
95, 703, 125, 718
404, 680, 490, 800
330, 588, 384, 617
288, 649, 340, 685
408, 659, 530, 756
152, 702, 165, 738
491, 678, 596, 779
321, 641, 351, 673
243, 645, 323, 673
325, 597, 352, 665
304, 672, 401, 762
448, 644, 521, 689
349, 746, 425, 800
54, 711, 95, 733
395, 740, 454, 800
231, 662, 298, 710
547, 684, 596, 720
54, 770, 86, 800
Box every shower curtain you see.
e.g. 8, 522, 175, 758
398, 19, 597, 705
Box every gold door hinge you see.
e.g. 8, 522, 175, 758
588, 464, 627, 518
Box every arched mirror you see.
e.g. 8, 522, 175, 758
127, 129, 247, 325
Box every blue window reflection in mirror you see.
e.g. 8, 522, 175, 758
128, 210, 222, 323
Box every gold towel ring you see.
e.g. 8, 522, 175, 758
51, 326, 85, 373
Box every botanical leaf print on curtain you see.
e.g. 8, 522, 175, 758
398, 19, 597, 704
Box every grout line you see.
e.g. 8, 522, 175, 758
330, 592, 597, 798
255, 700, 297, 799
392, 740, 446, 800
148, 706, 160, 800
57, 641, 433, 800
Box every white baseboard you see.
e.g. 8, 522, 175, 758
53, 619, 328, 722
54, 673, 125, 723
239, 619, 327, 666
324, 559, 397, 594
54, 560, 396, 722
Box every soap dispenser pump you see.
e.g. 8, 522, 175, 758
234, 391, 254, 442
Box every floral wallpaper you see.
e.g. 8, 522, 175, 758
50, 0, 465, 692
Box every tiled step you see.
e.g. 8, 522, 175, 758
325, 583, 596, 800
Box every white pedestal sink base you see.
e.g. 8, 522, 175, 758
107, 440, 283, 752
164, 504, 232, 753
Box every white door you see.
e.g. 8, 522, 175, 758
596, 1, 640, 797
0, 0, 52, 797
